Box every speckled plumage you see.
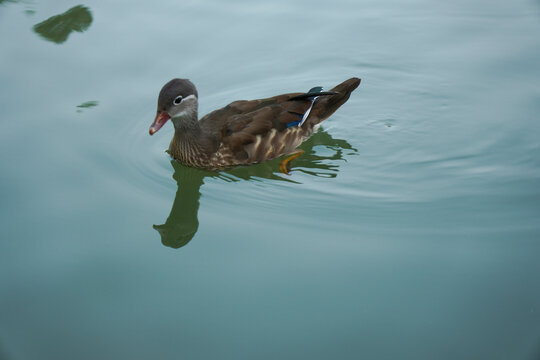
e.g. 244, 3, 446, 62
150, 77, 361, 170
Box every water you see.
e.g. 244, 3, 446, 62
1, 0, 540, 359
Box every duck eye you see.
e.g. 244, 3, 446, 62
173, 96, 183, 105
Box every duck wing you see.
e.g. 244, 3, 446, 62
199, 93, 314, 158
200, 77, 360, 162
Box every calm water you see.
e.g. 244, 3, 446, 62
1, 0, 540, 359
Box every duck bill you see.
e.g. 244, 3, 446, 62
149, 111, 170, 135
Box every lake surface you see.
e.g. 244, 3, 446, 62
1, 0, 540, 359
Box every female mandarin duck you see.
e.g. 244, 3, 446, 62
149, 77, 360, 173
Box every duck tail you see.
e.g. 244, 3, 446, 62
313, 77, 361, 122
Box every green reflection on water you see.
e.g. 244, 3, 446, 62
77, 100, 98, 108
33, 5, 92, 44
76, 100, 98, 112
154, 129, 357, 249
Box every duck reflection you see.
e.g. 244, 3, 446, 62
154, 128, 357, 249
33, 5, 92, 44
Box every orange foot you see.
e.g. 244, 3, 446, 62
279, 150, 305, 175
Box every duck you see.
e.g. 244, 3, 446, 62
149, 77, 361, 173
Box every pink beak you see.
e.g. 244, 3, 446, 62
149, 111, 170, 135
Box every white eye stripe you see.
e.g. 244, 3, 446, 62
173, 94, 196, 105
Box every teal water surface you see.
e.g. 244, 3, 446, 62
1, 0, 540, 359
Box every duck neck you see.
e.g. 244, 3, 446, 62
169, 111, 212, 165
171, 107, 199, 133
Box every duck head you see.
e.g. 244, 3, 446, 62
149, 78, 199, 135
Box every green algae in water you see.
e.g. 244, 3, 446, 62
76, 100, 98, 112
33, 5, 92, 44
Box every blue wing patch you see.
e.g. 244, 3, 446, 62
286, 121, 301, 128
286, 86, 337, 127
286, 111, 304, 128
